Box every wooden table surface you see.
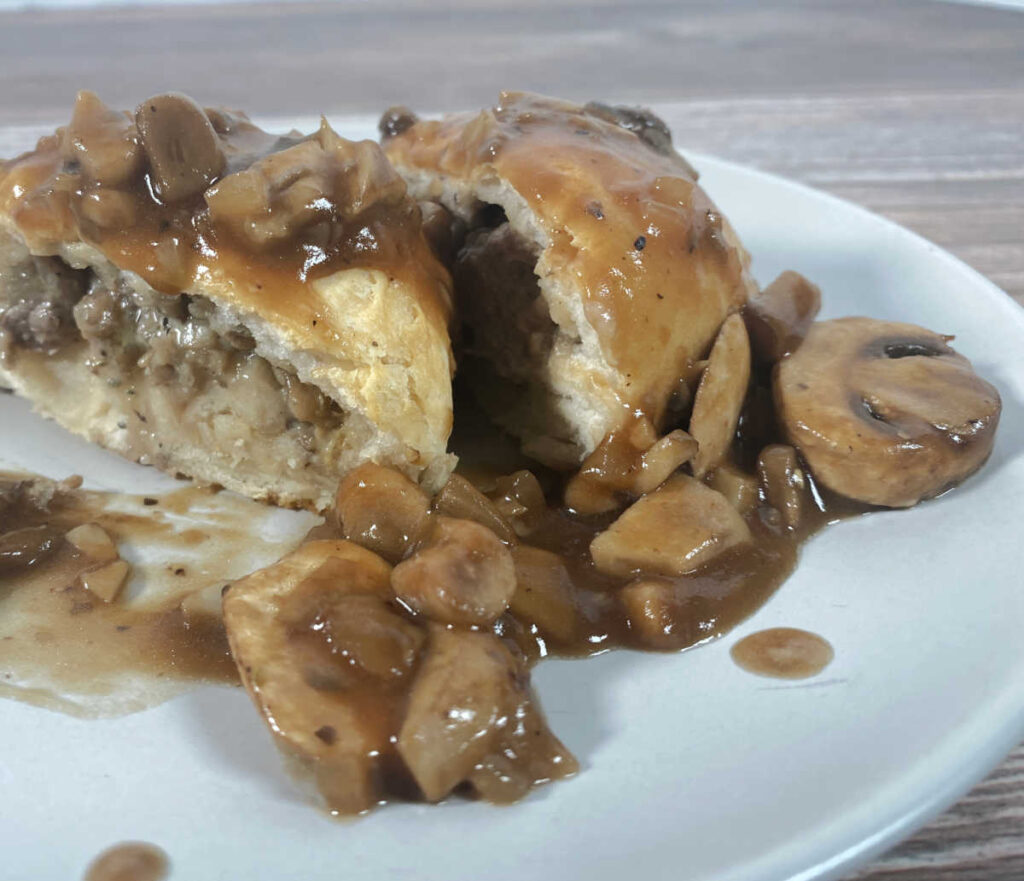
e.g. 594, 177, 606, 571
0, 1, 1021, 878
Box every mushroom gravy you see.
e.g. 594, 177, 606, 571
0, 92, 450, 349
0, 473, 314, 716
215, 376, 872, 814
0, 93, 1002, 818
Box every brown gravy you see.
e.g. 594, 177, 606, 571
0, 96, 451, 349
441, 382, 866, 664
84, 841, 168, 881
730, 627, 835, 680
0, 474, 313, 716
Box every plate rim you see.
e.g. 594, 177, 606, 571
1, 122, 1023, 881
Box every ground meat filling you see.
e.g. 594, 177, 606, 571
0, 252, 343, 457
0, 256, 87, 353
454, 221, 556, 392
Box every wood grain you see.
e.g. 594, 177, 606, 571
0, 1, 1021, 878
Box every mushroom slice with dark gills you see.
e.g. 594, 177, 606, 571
774, 317, 1001, 507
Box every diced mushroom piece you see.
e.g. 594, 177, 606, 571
65, 522, 119, 564
391, 517, 516, 626
708, 464, 760, 516
223, 540, 414, 815
620, 578, 693, 650
397, 626, 523, 802
775, 318, 1001, 507
432, 473, 517, 544
634, 430, 698, 495
335, 463, 431, 563
591, 475, 751, 578
744, 271, 822, 364
305, 592, 425, 682
79, 559, 131, 603
489, 470, 547, 536
467, 697, 578, 803
136, 93, 226, 203
563, 472, 620, 516
60, 90, 143, 187
757, 444, 807, 529
0, 525, 64, 574
689, 314, 752, 478
563, 417, 655, 514
206, 121, 405, 249
509, 546, 580, 644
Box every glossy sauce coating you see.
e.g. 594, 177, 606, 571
0, 475, 313, 716
0, 95, 451, 353
385, 92, 754, 422
223, 382, 864, 814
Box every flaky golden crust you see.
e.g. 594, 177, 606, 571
386, 92, 756, 461
0, 95, 456, 506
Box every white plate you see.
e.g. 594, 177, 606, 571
2, 119, 1023, 881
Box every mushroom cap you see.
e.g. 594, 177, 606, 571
774, 317, 1001, 507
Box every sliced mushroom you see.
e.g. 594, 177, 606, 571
509, 545, 580, 644
466, 695, 578, 803
634, 429, 698, 495
744, 270, 821, 364
136, 93, 226, 203
302, 591, 424, 682
335, 463, 431, 563
60, 90, 143, 187
565, 417, 690, 513
397, 626, 528, 802
590, 474, 751, 578
432, 473, 517, 544
223, 540, 418, 815
757, 444, 807, 529
689, 313, 752, 478
708, 464, 760, 516
489, 469, 546, 536
775, 317, 1001, 507
390, 517, 516, 626
620, 578, 691, 650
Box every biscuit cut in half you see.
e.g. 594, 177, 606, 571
383, 92, 756, 467
0, 92, 455, 510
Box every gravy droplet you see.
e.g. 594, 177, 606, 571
84, 841, 168, 881
730, 627, 833, 679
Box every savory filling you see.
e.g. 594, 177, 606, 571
455, 221, 555, 385
0, 245, 362, 486
450, 213, 586, 464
